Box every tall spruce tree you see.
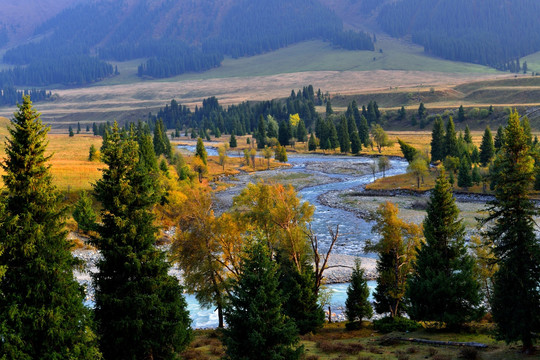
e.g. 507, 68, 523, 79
430, 116, 445, 162
407, 170, 482, 327
0, 96, 100, 359
464, 125, 473, 144
483, 111, 540, 353
345, 259, 373, 329
92, 123, 191, 360
358, 115, 370, 147
494, 125, 505, 151
444, 117, 459, 158
457, 157, 473, 189
276, 253, 325, 335
479, 126, 495, 166
296, 119, 307, 143
338, 116, 351, 153
308, 131, 317, 151
223, 240, 302, 360
257, 115, 266, 149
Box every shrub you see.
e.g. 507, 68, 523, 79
459, 348, 479, 360
373, 317, 422, 333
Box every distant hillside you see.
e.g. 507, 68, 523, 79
377, 0, 540, 70
0, 0, 374, 87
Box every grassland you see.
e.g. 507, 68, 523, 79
183, 322, 529, 360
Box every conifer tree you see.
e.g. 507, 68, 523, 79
325, 101, 333, 116
430, 117, 445, 162
417, 102, 427, 120
296, 118, 307, 142
408, 170, 482, 327
73, 190, 97, 233
483, 111, 540, 353
338, 116, 350, 153
358, 115, 370, 147
328, 120, 339, 150
0, 96, 100, 359
69, 125, 74, 137
229, 131, 237, 148
479, 126, 495, 166
89, 143, 98, 161
257, 115, 266, 149
494, 125, 505, 151
278, 120, 290, 146
345, 259, 373, 329
92, 123, 191, 360
195, 137, 208, 165
464, 125, 473, 144
457, 157, 473, 189
77, 121, 81, 134
350, 130, 362, 154
223, 240, 303, 360
458, 105, 466, 122
308, 131, 317, 151
444, 117, 459, 158
277, 253, 324, 335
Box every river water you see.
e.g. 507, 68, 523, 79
176, 145, 409, 328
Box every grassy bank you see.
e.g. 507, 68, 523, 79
183, 322, 529, 360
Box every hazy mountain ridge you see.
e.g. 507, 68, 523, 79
0, 0, 374, 86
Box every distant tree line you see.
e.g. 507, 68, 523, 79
378, 0, 540, 70
0, 87, 52, 106
0, 55, 113, 87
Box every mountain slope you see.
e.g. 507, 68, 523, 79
0, 0, 374, 87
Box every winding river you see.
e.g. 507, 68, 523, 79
177, 145, 409, 327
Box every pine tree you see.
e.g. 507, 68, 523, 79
417, 102, 427, 120
296, 119, 307, 142
464, 125, 473, 144
77, 121, 81, 134
326, 101, 334, 116
308, 132, 317, 151
277, 253, 325, 335
457, 156, 473, 189
358, 115, 370, 147
345, 259, 373, 329
89, 144, 98, 161
195, 137, 208, 165
350, 130, 362, 154
338, 116, 350, 153
278, 120, 290, 146
430, 116, 445, 162
223, 240, 303, 360
483, 111, 540, 353
229, 132, 237, 148
458, 105, 466, 122
479, 126, 495, 166
329, 120, 339, 150
444, 117, 459, 158
257, 115, 266, 149
69, 125, 74, 137
0, 96, 100, 359
407, 170, 482, 328
92, 123, 191, 359
72, 190, 97, 233
494, 125, 505, 151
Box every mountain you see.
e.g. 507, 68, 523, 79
376, 0, 540, 70
0, 0, 374, 89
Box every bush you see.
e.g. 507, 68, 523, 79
373, 317, 421, 333
459, 348, 479, 360
345, 321, 363, 331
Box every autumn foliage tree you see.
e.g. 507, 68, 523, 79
368, 202, 422, 317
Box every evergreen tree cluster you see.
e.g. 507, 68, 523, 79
0, 55, 113, 87
378, 0, 540, 70
0, 87, 52, 106
150, 86, 322, 139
